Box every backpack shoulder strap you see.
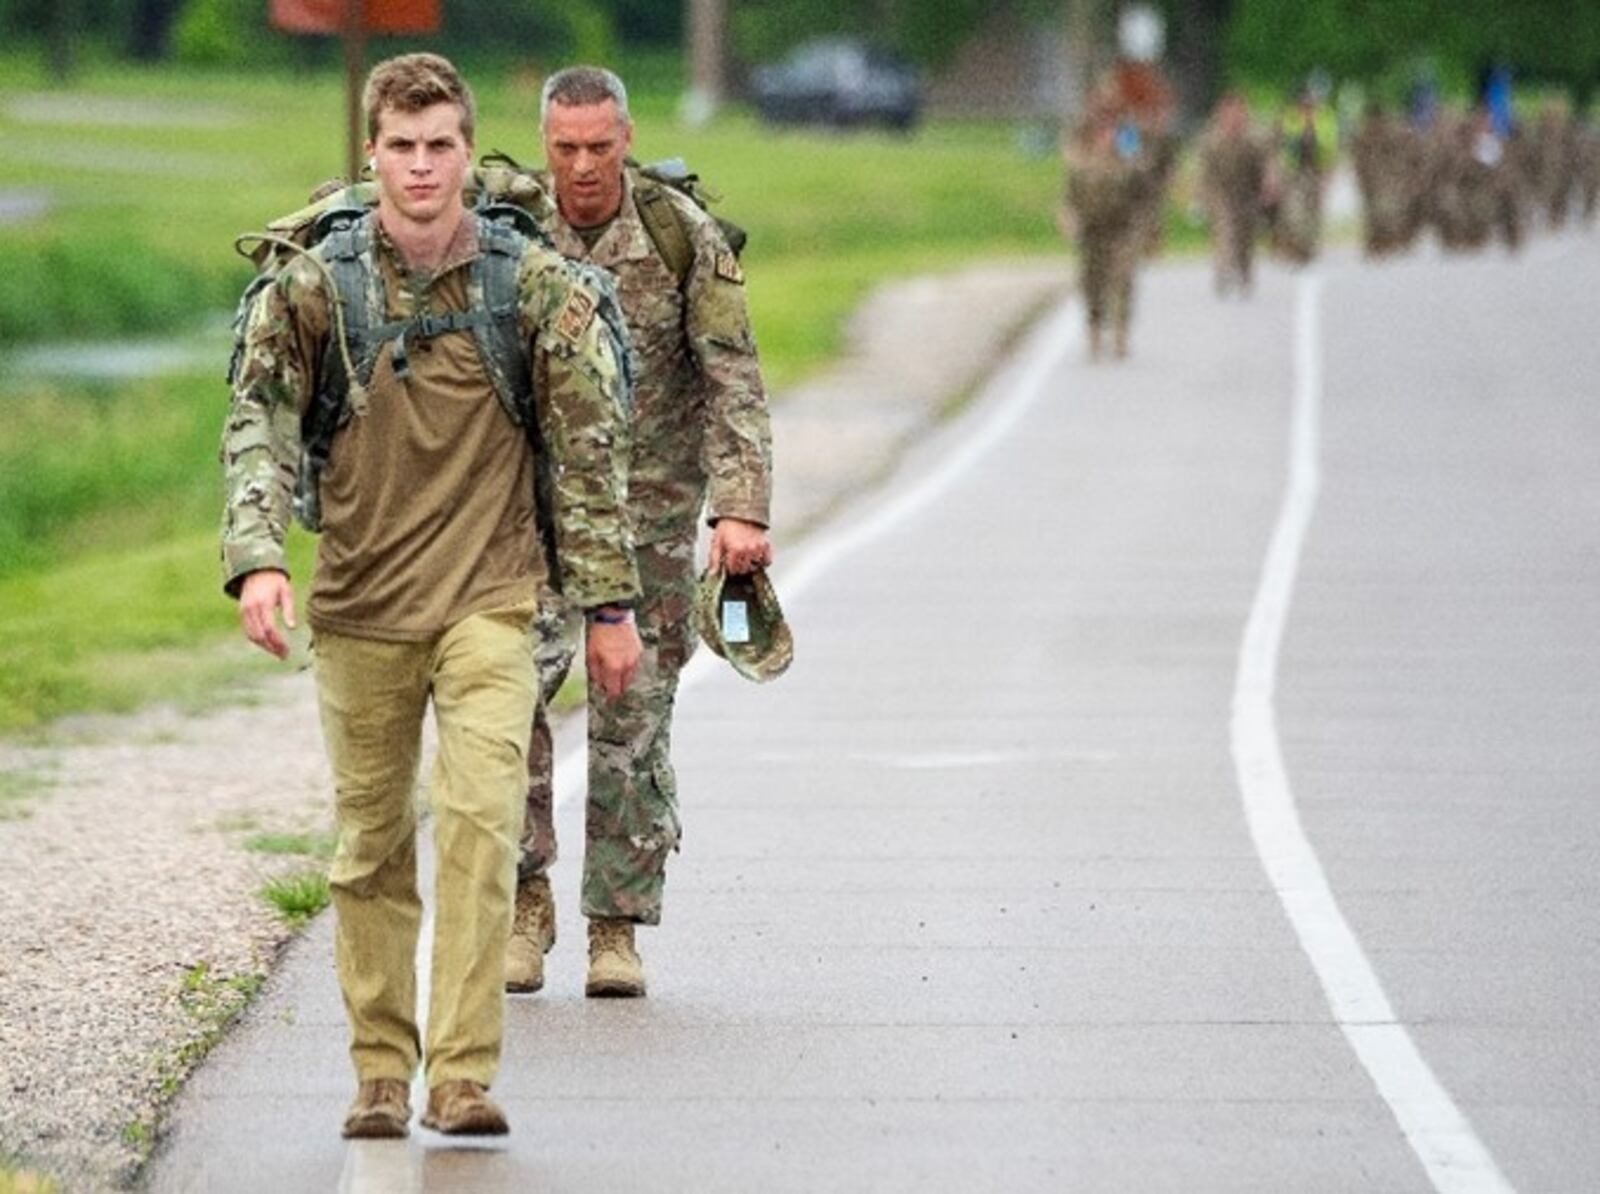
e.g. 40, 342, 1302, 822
632, 174, 696, 285
469, 213, 534, 427
291, 212, 384, 530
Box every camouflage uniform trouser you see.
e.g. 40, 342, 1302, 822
1210, 204, 1258, 292
1081, 228, 1139, 338
519, 530, 698, 924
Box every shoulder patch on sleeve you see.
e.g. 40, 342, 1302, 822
714, 251, 745, 285
556, 287, 597, 343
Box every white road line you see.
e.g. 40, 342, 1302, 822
1231, 273, 1513, 1194
341, 298, 1082, 1189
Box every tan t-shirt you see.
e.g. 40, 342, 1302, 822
308, 218, 540, 641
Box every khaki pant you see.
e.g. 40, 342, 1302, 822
313, 599, 537, 1087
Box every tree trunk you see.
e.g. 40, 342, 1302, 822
1063, 0, 1107, 125
1167, 0, 1231, 129
46, 0, 76, 83
128, 0, 182, 61
683, 0, 727, 126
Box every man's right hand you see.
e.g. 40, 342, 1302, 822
239, 569, 297, 660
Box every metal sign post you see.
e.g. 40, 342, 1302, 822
342, 0, 368, 182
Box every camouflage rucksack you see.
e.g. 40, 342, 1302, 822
629, 157, 748, 282
228, 173, 630, 592
479, 150, 747, 284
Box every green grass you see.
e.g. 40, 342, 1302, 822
116, 961, 268, 1172
260, 869, 331, 925
0, 58, 1073, 733
0, 371, 230, 574
244, 830, 337, 859
0, 529, 315, 732
0, 55, 1065, 371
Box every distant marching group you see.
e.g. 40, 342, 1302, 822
1350, 98, 1600, 258
1058, 63, 1600, 360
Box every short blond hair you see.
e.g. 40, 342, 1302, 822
364, 52, 476, 143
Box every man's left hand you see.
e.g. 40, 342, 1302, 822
587, 620, 642, 700
707, 518, 773, 576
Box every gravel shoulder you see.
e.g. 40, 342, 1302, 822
0, 257, 1067, 1192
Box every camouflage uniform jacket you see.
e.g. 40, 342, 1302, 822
1199, 130, 1268, 215
534, 169, 773, 547
1066, 145, 1153, 236
220, 213, 641, 621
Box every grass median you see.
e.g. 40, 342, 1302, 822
0, 58, 1067, 734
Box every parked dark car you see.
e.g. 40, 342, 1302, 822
750, 39, 922, 132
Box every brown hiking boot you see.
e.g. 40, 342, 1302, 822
341, 1078, 411, 1139
585, 917, 646, 998
505, 875, 556, 993
420, 1080, 508, 1136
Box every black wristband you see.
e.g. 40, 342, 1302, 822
587, 606, 631, 625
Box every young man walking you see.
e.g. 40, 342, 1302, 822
506, 66, 774, 998
221, 53, 640, 1138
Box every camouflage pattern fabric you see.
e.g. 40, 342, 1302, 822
1134, 130, 1180, 257
1533, 108, 1578, 230
1271, 168, 1322, 265
1578, 127, 1600, 223
1352, 113, 1425, 256
1198, 130, 1268, 292
692, 565, 793, 683
520, 531, 698, 923
1064, 145, 1152, 338
221, 223, 640, 615
1430, 120, 1524, 255
534, 169, 773, 544
518, 169, 774, 924
221, 281, 311, 588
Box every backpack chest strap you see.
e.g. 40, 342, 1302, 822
362, 307, 494, 380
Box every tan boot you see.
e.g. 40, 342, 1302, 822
585, 917, 646, 998
505, 875, 556, 994
420, 1079, 508, 1136
341, 1078, 411, 1139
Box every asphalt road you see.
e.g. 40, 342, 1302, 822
149, 235, 1600, 1193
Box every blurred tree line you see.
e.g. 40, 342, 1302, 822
0, 0, 1053, 72
2, 0, 1595, 100
0, 0, 680, 73
1228, 0, 1600, 100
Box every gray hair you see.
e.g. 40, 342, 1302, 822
540, 66, 631, 128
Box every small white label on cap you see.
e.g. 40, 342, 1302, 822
721, 600, 751, 644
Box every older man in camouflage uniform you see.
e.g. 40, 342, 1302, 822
221, 53, 640, 1138
506, 66, 774, 999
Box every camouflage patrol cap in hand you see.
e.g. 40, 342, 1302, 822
694, 566, 794, 683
